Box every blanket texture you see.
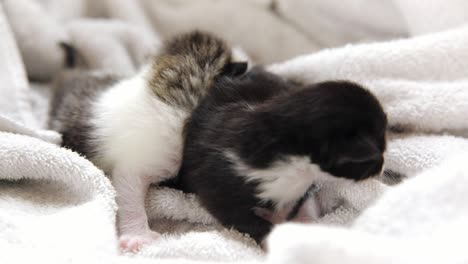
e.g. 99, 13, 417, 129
1, 0, 468, 263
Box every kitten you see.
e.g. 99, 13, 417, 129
49, 31, 247, 251
177, 68, 388, 244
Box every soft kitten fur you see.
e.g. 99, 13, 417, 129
49, 31, 247, 251
177, 68, 388, 243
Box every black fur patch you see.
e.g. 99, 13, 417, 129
177, 68, 387, 243
49, 71, 121, 158
59, 42, 77, 68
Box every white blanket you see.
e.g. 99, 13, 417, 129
2, 0, 468, 263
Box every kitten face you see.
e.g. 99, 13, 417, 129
178, 69, 387, 243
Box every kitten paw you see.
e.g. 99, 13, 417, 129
119, 231, 161, 252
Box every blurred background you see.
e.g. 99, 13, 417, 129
1, 0, 468, 128
0, 0, 423, 80
4, 0, 468, 80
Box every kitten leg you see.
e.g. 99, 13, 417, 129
112, 167, 159, 252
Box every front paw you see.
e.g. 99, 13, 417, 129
119, 230, 161, 252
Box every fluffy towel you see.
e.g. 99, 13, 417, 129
264, 23, 468, 263
267, 152, 468, 264
2, 0, 468, 263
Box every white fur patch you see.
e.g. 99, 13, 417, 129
88, 67, 188, 238
226, 152, 335, 210
89, 68, 186, 179
226, 152, 386, 215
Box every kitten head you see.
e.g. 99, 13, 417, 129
161, 30, 248, 77
226, 77, 387, 213
149, 30, 247, 110
237, 80, 387, 181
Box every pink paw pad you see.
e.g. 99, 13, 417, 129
119, 231, 161, 252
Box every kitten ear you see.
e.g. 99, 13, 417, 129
221, 62, 248, 77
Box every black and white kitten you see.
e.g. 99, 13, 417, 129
177, 68, 388, 244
